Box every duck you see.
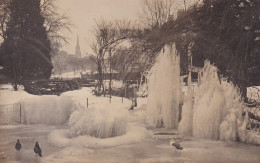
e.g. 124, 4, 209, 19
170, 139, 183, 150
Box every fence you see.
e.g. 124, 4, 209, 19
0, 102, 21, 125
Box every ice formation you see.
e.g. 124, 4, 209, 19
48, 125, 150, 149
146, 44, 182, 129
68, 105, 128, 138
179, 60, 246, 141
21, 96, 74, 125
47, 95, 150, 148
178, 72, 193, 134
146, 44, 250, 142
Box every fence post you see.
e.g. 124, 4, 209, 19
20, 103, 21, 124
132, 88, 134, 107
125, 85, 127, 97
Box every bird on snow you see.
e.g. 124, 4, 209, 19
170, 139, 183, 150
34, 142, 42, 157
15, 139, 22, 151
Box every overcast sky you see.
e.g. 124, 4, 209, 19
56, 0, 142, 56
55, 0, 197, 56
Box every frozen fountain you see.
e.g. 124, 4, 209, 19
146, 44, 251, 142
191, 61, 245, 141
178, 71, 193, 134
20, 92, 128, 138
146, 44, 182, 129
68, 106, 128, 138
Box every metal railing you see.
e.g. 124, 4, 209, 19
0, 102, 21, 125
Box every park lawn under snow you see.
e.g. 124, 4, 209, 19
0, 84, 35, 105
50, 71, 82, 79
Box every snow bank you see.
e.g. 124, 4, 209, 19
51, 71, 81, 79
146, 44, 182, 129
0, 124, 25, 129
0, 86, 34, 105
103, 80, 124, 89
21, 95, 74, 125
62, 87, 131, 108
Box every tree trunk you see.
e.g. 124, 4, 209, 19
97, 58, 104, 95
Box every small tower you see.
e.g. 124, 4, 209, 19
75, 35, 81, 58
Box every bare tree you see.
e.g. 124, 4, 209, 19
91, 19, 136, 95
41, 0, 72, 45
140, 0, 200, 28
0, 0, 10, 42
140, 0, 178, 28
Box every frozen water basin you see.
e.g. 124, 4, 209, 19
0, 125, 66, 163
1, 125, 260, 163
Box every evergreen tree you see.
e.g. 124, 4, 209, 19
193, 0, 259, 98
173, 0, 260, 99
0, 0, 52, 90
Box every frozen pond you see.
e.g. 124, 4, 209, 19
1, 125, 260, 163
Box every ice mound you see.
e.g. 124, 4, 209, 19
192, 60, 245, 141
48, 125, 150, 148
146, 44, 182, 129
68, 105, 128, 138
21, 96, 74, 125
47, 100, 151, 148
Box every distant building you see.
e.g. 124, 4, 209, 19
75, 35, 81, 58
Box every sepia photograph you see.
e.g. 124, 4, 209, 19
0, 0, 259, 162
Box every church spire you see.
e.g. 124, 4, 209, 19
75, 34, 81, 57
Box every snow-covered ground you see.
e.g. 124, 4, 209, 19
0, 84, 34, 105
1, 84, 260, 162
51, 71, 82, 79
